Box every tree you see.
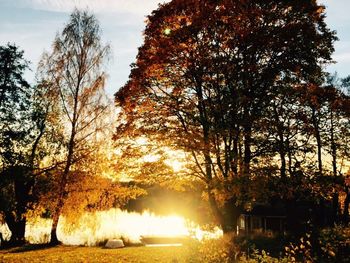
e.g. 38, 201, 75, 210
0, 44, 31, 167
322, 73, 350, 224
115, 0, 336, 232
0, 44, 56, 245
0, 43, 32, 245
38, 9, 112, 245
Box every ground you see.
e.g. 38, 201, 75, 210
0, 245, 199, 263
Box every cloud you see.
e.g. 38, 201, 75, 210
22, 0, 168, 15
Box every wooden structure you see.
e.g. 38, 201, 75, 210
237, 204, 286, 235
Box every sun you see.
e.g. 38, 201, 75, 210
164, 28, 171, 35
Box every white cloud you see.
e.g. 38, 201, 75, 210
23, 0, 168, 15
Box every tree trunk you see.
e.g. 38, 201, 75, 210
312, 107, 323, 175
287, 139, 293, 176
343, 187, 349, 225
243, 124, 252, 177
5, 213, 26, 246
4, 171, 30, 247
49, 118, 75, 245
0, 232, 4, 246
330, 110, 337, 177
279, 149, 286, 178
49, 162, 72, 244
332, 192, 339, 224
207, 189, 226, 231
49, 179, 67, 245
274, 102, 287, 178
232, 136, 239, 176
49, 195, 65, 245
223, 198, 241, 233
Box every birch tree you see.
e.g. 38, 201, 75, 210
38, 9, 111, 244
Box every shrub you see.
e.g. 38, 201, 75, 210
318, 225, 350, 262
193, 234, 239, 263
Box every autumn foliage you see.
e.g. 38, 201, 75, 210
115, 0, 348, 233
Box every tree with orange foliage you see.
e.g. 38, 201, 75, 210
115, 0, 336, 233
37, 9, 129, 245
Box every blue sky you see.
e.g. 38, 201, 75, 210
0, 0, 349, 97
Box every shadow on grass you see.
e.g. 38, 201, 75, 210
9, 243, 56, 253
5, 243, 82, 254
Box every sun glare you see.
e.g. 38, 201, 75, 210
164, 28, 171, 35
21, 209, 222, 246
165, 159, 183, 172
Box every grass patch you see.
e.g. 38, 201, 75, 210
0, 245, 199, 263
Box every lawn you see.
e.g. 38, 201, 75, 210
0, 245, 200, 263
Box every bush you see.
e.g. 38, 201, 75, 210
318, 225, 350, 262
236, 233, 287, 258
239, 249, 291, 263
187, 225, 350, 262
241, 226, 350, 263
191, 234, 239, 263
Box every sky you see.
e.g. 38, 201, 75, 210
0, 0, 349, 97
